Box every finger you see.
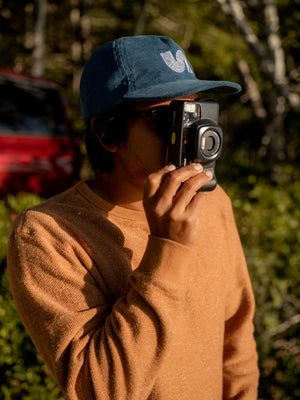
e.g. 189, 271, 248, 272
144, 164, 176, 198
157, 163, 204, 201
172, 170, 212, 212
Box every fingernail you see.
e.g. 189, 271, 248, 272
205, 170, 212, 177
192, 163, 203, 171
166, 164, 176, 171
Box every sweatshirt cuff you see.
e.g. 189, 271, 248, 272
133, 235, 194, 286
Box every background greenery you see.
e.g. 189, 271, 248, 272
0, 0, 299, 399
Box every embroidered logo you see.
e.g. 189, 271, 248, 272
160, 50, 193, 74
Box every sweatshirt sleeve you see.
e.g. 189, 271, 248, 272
222, 198, 259, 399
7, 210, 193, 400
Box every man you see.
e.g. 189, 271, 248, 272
7, 36, 259, 399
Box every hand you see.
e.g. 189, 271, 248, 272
143, 163, 212, 247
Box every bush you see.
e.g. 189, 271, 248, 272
223, 164, 300, 400
0, 166, 299, 399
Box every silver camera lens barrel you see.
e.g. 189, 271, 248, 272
198, 126, 223, 159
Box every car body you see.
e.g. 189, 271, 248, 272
0, 69, 82, 197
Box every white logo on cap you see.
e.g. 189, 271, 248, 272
160, 50, 193, 73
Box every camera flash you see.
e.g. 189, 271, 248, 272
184, 103, 197, 113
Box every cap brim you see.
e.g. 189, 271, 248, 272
124, 79, 241, 101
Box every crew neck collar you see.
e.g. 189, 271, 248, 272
76, 181, 147, 221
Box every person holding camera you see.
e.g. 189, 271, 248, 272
7, 36, 259, 399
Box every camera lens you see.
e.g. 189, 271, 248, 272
201, 129, 221, 158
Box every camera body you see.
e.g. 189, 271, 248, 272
166, 99, 223, 191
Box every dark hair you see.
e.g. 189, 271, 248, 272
85, 103, 128, 174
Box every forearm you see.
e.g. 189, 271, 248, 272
66, 272, 183, 399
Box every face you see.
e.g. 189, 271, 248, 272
112, 94, 198, 189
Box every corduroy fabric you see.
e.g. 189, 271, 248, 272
7, 182, 259, 399
79, 36, 241, 120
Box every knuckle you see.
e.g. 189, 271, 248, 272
146, 174, 159, 186
153, 203, 164, 217
168, 209, 180, 223
182, 180, 197, 193
167, 172, 181, 185
185, 213, 197, 225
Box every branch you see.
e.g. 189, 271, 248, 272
134, 0, 152, 36
238, 59, 267, 120
216, 0, 273, 73
267, 314, 300, 338
31, 0, 47, 77
216, 0, 300, 113
263, 0, 286, 83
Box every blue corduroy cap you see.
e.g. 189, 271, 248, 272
80, 35, 241, 122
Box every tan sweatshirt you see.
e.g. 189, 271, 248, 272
7, 181, 259, 400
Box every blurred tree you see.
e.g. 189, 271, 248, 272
31, 0, 47, 76
216, 0, 300, 166
0, 1, 31, 69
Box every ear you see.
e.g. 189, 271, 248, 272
91, 116, 119, 152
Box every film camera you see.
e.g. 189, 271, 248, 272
166, 99, 223, 191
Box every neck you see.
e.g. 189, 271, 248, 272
91, 173, 144, 211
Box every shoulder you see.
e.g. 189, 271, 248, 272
8, 183, 90, 249
10, 181, 99, 234
7, 184, 99, 282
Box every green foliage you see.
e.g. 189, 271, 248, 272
222, 164, 300, 400
5, 193, 42, 215
0, 203, 11, 262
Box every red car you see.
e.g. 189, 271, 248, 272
0, 69, 82, 197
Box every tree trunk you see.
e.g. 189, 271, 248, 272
70, 0, 91, 93
31, 0, 47, 77
134, 0, 152, 36
216, 0, 300, 167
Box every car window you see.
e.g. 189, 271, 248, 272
0, 77, 68, 136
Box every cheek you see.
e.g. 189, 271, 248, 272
139, 133, 167, 170
124, 121, 167, 176
130, 120, 167, 161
